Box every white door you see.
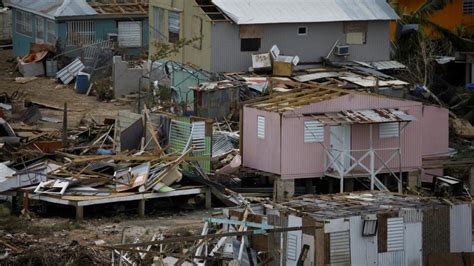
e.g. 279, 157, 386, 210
330, 125, 351, 171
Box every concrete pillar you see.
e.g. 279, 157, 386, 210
274, 177, 295, 202
138, 199, 145, 218
76, 206, 84, 221
205, 188, 212, 209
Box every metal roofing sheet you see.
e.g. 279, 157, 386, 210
312, 108, 416, 125
4, 0, 97, 19
211, 0, 399, 25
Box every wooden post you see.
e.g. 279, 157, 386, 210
345, 178, 354, 192
328, 178, 334, 194
205, 188, 212, 209
76, 206, 84, 221
470, 167, 474, 196
138, 199, 145, 218
62, 102, 68, 148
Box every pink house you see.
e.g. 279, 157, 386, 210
241, 86, 449, 193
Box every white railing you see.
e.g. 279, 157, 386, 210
324, 147, 402, 192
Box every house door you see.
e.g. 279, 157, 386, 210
329, 125, 351, 171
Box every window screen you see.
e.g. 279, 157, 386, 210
35, 16, 44, 43
46, 20, 56, 44
16, 10, 32, 37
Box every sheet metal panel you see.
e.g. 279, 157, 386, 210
378, 251, 405, 266
387, 217, 404, 251
349, 216, 377, 265
399, 208, 423, 223
404, 222, 422, 266
56, 58, 85, 85
450, 204, 472, 252
4, 0, 97, 19
330, 231, 350, 264
211, 0, 398, 25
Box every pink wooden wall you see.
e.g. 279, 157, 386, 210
421, 105, 449, 158
242, 108, 281, 174
243, 94, 449, 180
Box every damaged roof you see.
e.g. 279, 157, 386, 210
4, 0, 97, 19
309, 108, 416, 125
4, 0, 148, 20
211, 0, 399, 25
279, 191, 466, 220
246, 85, 350, 113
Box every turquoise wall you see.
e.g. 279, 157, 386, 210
12, 8, 148, 57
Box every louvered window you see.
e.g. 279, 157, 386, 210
287, 234, 298, 261
329, 231, 350, 264
191, 121, 205, 152
168, 11, 180, 43
464, 0, 474, 14
118, 21, 142, 48
257, 116, 265, 139
379, 122, 399, 138
387, 217, 404, 251
304, 120, 324, 143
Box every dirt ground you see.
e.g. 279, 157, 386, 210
0, 49, 133, 128
0, 48, 209, 264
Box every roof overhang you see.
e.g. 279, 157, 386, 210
308, 108, 416, 125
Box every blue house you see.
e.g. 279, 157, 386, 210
4, 0, 148, 56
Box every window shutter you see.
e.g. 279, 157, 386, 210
191, 121, 205, 152
329, 231, 351, 264
379, 122, 399, 138
387, 217, 404, 251
304, 120, 324, 143
118, 21, 142, 48
257, 116, 265, 139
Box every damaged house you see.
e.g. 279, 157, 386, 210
5, 0, 149, 57
241, 85, 449, 194
149, 0, 399, 72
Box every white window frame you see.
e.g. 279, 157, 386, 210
35, 16, 45, 44
297, 26, 308, 36
304, 120, 324, 143
15, 10, 32, 37
152, 7, 164, 40
257, 116, 265, 139
46, 20, 56, 44
66, 21, 96, 46
379, 122, 400, 139
464, 0, 474, 14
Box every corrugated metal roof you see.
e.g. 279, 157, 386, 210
310, 108, 416, 125
211, 0, 399, 25
4, 0, 97, 19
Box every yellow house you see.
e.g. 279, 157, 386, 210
391, 0, 474, 37
148, 0, 214, 70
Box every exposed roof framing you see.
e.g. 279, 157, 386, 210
195, 0, 230, 22
88, 0, 147, 15
246, 84, 349, 113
